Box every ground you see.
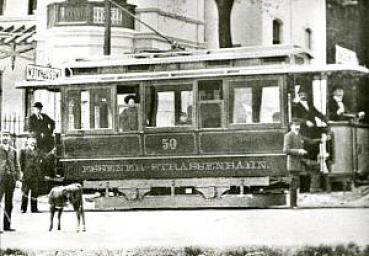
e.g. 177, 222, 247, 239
0, 187, 368, 255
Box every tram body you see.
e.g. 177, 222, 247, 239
17, 46, 369, 208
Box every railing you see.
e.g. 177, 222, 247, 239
1, 113, 27, 135
47, 1, 135, 29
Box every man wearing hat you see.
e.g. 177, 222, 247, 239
119, 95, 138, 131
292, 88, 328, 134
328, 86, 365, 121
292, 87, 329, 191
29, 102, 55, 153
0, 130, 21, 231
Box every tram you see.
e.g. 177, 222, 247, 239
16, 45, 369, 208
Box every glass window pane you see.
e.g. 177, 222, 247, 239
145, 85, 193, 128
156, 91, 175, 127
67, 88, 112, 131
260, 86, 280, 123
230, 80, 280, 124
232, 87, 252, 123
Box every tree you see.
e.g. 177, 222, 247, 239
214, 0, 235, 48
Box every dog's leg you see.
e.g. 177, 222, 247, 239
57, 208, 63, 231
73, 203, 81, 232
80, 194, 86, 232
49, 206, 55, 231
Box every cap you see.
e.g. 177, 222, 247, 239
124, 95, 137, 104
33, 102, 43, 108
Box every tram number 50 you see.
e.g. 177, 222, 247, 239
161, 138, 178, 150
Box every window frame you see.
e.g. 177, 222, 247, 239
63, 84, 116, 135
227, 75, 284, 129
143, 81, 195, 132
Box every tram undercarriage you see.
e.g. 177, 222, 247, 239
83, 177, 287, 209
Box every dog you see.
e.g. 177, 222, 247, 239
48, 183, 86, 232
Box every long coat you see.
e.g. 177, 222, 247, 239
20, 147, 43, 182
292, 101, 327, 127
29, 113, 55, 152
0, 144, 21, 181
283, 131, 306, 172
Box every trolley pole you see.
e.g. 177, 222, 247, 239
103, 0, 111, 55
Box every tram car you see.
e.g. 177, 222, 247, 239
17, 45, 369, 209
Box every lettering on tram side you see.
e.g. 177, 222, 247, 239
78, 160, 270, 174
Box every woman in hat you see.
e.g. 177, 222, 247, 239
119, 95, 138, 131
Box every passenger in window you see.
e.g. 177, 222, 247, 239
119, 95, 138, 131
177, 112, 191, 126
292, 87, 327, 134
329, 86, 365, 121
272, 112, 280, 123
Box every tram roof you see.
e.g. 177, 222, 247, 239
16, 63, 368, 89
62, 45, 312, 67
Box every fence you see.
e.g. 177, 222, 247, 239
1, 113, 27, 135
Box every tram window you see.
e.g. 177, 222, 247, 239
145, 85, 193, 127
67, 88, 112, 130
230, 80, 280, 124
117, 86, 139, 132
198, 80, 223, 128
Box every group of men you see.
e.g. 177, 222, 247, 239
0, 102, 54, 232
284, 86, 365, 208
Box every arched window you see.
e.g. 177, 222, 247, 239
273, 19, 283, 45
305, 28, 312, 49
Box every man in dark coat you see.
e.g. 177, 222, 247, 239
328, 86, 365, 121
20, 137, 43, 213
292, 88, 327, 135
0, 131, 21, 231
28, 102, 55, 153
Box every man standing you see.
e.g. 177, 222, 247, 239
29, 102, 55, 153
20, 137, 42, 213
283, 120, 307, 208
0, 131, 21, 231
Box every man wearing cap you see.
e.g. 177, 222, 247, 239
328, 86, 365, 121
283, 119, 324, 207
20, 137, 43, 213
29, 102, 55, 153
119, 95, 138, 131
0, 131, 21, 231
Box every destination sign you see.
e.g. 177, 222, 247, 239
63, 156, 287, 180
26, 64, 62, 81
81, 160, 270, 173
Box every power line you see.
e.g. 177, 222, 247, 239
108, 0, 185, 50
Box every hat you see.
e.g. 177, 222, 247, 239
0, 129, 10, 135
33, 102, 43, 108
124, 95, 137, 104
290, 118, 302, 125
